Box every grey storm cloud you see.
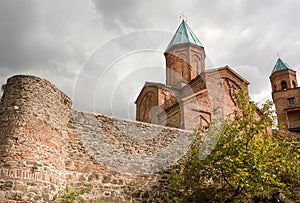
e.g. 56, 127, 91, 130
0, 1, 41, 69
0, 0, 300, 118
0, 1, 76, 69
92, 0, 150, 31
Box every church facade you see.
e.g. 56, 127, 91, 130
135, 20, 249, 130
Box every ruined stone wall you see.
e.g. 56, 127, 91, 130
0, 75, 72, 129
0, 75, 72, 201
0, 113, 68, 201
0, 75, 193, 202
68, 110, 192, 202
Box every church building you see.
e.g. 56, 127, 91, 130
135, 20, 250, 130
135, 20, 300, 133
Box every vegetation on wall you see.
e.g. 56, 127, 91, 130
55, 187, 91, 203
167, 91, 300, 202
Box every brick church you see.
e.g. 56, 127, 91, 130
135, 20, 300, 133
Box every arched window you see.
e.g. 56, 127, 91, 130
195, 60, 199, 74
181, 61, 184, 79
292, 81, 297, 88
192, 55, 201, 75
281, 80, 287, 90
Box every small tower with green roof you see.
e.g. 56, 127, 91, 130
270, 58, 300, 132
270, 58, 297, 91
164, 20, 206, 88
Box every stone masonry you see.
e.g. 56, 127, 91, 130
0, 75, 193, 202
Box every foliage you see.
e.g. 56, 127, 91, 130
55, 186, 91, 203
168, 91, 300, 202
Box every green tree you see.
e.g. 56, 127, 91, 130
168, 91, 300, 202
55, 187, 91, 203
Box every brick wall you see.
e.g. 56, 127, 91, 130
0, 75, 193, 202
0, 75, 72, 129
272, 87, 300, 129
0, 75, 71, 201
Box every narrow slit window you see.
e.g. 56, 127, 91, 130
292, 81, 297, 88
181, 61, 184, 79
287, 97, 295, 106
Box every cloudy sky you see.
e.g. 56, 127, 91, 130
0, 0, 299, 120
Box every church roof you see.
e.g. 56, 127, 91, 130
205, 66, 250, 85
271, 58, 292, 74
134, 82, 180, 104
166, 20, 203, 51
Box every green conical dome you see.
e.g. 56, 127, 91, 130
271, 58, 291, 74
166, 20, 203, 51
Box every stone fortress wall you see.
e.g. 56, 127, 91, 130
0, 75, 193, 202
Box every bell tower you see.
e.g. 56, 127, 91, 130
164, 20, 206, 88
270, 58, 300, 132
270, 58, 298, 91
